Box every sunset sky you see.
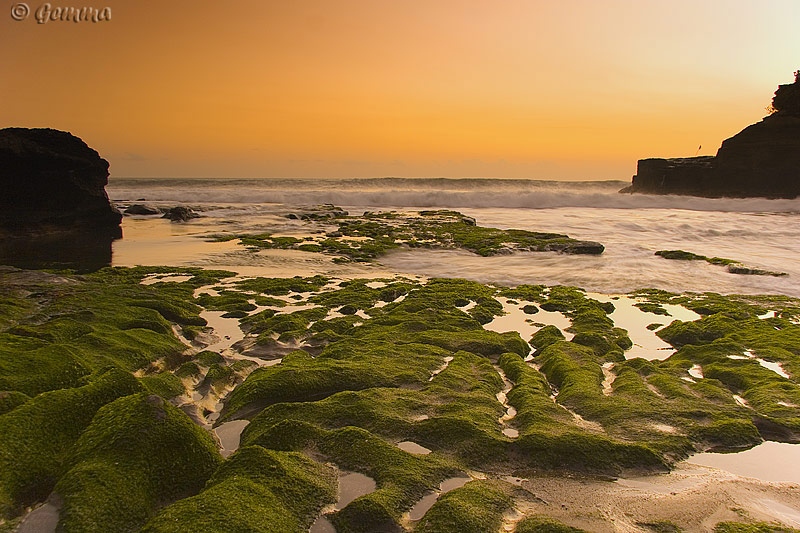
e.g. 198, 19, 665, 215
1, 0, 798, 180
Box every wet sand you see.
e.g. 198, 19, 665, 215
515, 464, 800, 532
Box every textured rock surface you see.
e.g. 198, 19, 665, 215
0, 128, 121, 232
622, 74, 800, 198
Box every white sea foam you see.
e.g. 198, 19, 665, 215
108, 177, 800, 213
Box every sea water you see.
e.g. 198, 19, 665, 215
107, 177, 800, 297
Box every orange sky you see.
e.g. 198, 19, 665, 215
1, 0, 798, 180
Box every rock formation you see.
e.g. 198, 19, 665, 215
0, 128, 122, 270
622, 72, 800, 198
0, 128, 122, 231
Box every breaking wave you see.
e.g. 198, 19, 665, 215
107, 177, 800, 213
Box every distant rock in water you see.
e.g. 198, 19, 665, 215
162, 206, 200, 222
622, 72, 800, 198
0, 128, 121, 270
124, 204, 161, 216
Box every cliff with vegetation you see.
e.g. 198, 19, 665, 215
622, 72, 800, 198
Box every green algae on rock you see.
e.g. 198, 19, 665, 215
2, 265, 800, 531
211, 208, 604, 262
415, 480, 517, 533
0, 368, 142, 518
141, 446, 336, 533
655, 250, 787, 277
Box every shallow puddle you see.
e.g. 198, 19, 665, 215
16, 497, 61, 533
214, 419, 250, 458
336, 472, 376, 510
687, 441, 800, 484
140, 274, 194, 285
396, 441, 432, 455
688, 364, 704, 379
587, 293, 699, 360
199, 310, 245, 353
485, 297, 572, 342
407, 476, 472, 521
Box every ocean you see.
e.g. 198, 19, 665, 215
107, 177, 800, 297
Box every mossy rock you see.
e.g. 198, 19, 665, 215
689, 419, 762, 451
0, 368, 142, 518
0, 391, 29, 416
415, 480, 514, 533
56, 393, 222, 532
139, 372, 186, 399
142, 446, 336, 533
530, 325, 565, 351
512, 430, 667, 474
195, 350, 225, 367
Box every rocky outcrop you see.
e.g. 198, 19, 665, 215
161, 206, 200, 222
0, 128, 121, 270
0, 128, 122, 232
124, 204, 161, 216
622, 73, 800, 198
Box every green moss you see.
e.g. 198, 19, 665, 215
56, 393, 221, 532
225, 210, 603, 262
513, 430, 666, 474
656, 250, 709, 261
714, 522, 800, 533
321, 427, 457, 532
635, 302, 670, 316
415, 480, 514, 533
655, 251, 786, 276
0, 369, 142, 518
195, 350, 224, 367
175, 361, 201, 379
139, 372, 186, 399
0, 341, 89, 396
195, 290, 257, 313
0, 391, 29, 416
201, 364, 235, 392
530, 325, 566, 351
222, 342, 449, 421
142, 446, 336, 533
690, 419, 762, 450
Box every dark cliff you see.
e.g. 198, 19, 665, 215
622, 73, 800, 198
0, 128, 122, 270
0, 127, 122, 232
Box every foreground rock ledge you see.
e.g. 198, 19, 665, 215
622, 72, 800, 198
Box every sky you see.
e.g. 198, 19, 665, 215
1, 0, 798, 180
